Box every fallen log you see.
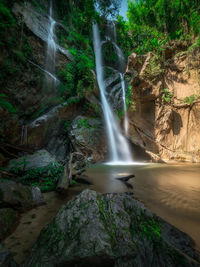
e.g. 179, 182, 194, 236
116, 174, 135, 182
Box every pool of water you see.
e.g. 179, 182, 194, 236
85, 163, 200, 251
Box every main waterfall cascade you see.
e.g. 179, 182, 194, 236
92, 23, 133, 164
45, 0, 58, 92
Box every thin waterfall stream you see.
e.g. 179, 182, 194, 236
45, 0, 58, 92
92, 23, 133, 164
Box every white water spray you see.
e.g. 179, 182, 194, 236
92, 23, 133, 163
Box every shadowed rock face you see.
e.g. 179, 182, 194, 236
24, 190, 199, 267
126, 48, 200, 162
69, 116, 107, 163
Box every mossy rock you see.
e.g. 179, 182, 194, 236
0, 180, 44, 210
24, 190, 199, 267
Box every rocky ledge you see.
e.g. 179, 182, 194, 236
24, 189, 199, 267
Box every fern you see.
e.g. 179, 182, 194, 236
0, 94, 17, 113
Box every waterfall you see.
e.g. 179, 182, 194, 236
105, 21, 130, 135
28, 60, 58, 83
45, 0, 58, 92
92, 23, 133, 164
21, 125, 27, 145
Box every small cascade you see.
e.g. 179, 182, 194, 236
21, 125, 27, 145
29, 102, 67, 128
28, 60, 58, 83
92, 23, 133, 164
45, 0, 58, 92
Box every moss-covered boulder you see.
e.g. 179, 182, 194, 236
24, 190, 199, 267
0, 208, 19, 239
0, 180, 44, 210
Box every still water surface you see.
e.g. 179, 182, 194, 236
85, 163, 200, 250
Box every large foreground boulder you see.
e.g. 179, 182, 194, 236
24, 190, 199, 267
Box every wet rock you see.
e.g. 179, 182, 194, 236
0, 243, 19, 267
69, 116, 107, 163
24, 190, 199, 267
12, 2, 72, 60
0, 209, 19, 239
7, 150, 56, 171
0, 180, 44, 210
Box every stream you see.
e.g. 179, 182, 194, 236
84, 163, 200, 251
3, 163, 200, 265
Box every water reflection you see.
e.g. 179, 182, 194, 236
85, 163, 200, 250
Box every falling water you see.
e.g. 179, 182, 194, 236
105, 21, 130, 135
120, 73, 129, 136
92, 23, 133, 163
45, 0, 58, 92
21, 125, 27, 145
28, 60, 58, 83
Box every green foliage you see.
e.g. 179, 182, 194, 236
182, 91, 200, 104
0, 94, 17, 113
144, 54, 164, 81
0, 0, 15, 33
11, 162, 64, 193
128, 0, 200, 39
64, 120, 71, 132
161, 89, 173, 103
58, 48, 94, 98
77, 118, 97, 129
116, 109, 124, 121
130, 208, 162, 247
126, 84, 131, 106
116, 16, 133, 58
102, 41, 118, 67
126, 0, 200, 55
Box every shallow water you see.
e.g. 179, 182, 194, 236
3, 185, 87, 265
3, 163, 200, 265
85, 163, 200, 250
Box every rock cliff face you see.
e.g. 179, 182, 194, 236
0, 1, 104, 165
126, 46, 200, 162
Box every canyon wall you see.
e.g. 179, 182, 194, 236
127, 45, 200, 162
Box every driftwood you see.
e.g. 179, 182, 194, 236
116, 174, 135, 182
116, 175, 135, 189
